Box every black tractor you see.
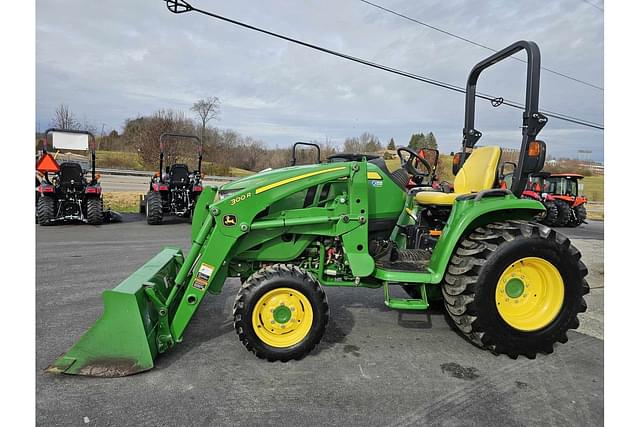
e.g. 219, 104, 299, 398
36, 129, 104, 226
142, 133, 204, 224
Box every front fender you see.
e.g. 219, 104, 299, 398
428, 195, 545, 284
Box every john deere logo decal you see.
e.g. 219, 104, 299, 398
223, 214, 237, 226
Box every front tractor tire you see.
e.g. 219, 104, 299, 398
443, 221, 589, 359
86, 197, 103, 225
233, 264, 329, 362
37, 195, 55, 226
145, 191, 163, 225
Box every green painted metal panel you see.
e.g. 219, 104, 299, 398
191, 186, 216, 242
365, 163, 406, 221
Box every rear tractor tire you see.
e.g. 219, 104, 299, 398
443, 221, 589, 359
540, 200, 559, 226
233, 264, 329, 362
566, 204, 587, 227
37, 195, 56, 226
86, 197, 104, 225
554, 200, 572, 227
145, 191, 163, 225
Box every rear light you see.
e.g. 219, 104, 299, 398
152, 183, 169, 191
86, 186, 101, 194
453, 153, 461, 166
193, 185, 203, 192
39, 185, 55, 193
527, 141, 541, 156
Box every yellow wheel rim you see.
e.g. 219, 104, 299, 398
252, 288, 314, 348
495, 257, 564, 331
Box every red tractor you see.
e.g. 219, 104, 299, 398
521, 172, 560, 226
545, 173, 588, 227
141, 133, 204, 225
499, 166, 559, 226
36, 129, 105, 226
500, 167, 587, 227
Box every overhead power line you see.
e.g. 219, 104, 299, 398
163, 1, 604, 131
360, 0, 604, 91
580, 0, 604, 12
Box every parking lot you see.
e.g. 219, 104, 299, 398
36, 217, 603, 426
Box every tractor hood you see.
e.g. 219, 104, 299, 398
218, 163, 343, 197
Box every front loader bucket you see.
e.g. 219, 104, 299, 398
46, 247, 184, 377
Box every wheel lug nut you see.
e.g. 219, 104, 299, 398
270, 320, 275, 324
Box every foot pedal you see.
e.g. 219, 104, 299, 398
383, 282, 428, 310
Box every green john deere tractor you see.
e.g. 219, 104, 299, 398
46, 41, 589, 377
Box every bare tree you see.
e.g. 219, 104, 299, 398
80, 115, 98, 135
123, 109, 197, 169
191, 96, 221, 141
50, 104, 79, 130
343, 132, 382, 153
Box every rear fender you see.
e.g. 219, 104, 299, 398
520, 190, 541, 200
573, 197, 588, 207
427, 195, 545, 284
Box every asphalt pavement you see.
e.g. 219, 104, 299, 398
36, 218, 604, 426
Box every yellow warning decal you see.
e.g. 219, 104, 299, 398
367, 172, 382, 180
192, 278, 207, 291
256, 167, 346, 194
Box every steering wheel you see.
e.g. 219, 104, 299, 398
397, 147, 433, 183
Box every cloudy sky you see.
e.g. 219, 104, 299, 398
36, 0, 604, 161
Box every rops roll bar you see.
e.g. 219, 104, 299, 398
44, 128, 97, 183
291, 142, 321, 166
159, 133, 203, 180
461, 40, 548, 197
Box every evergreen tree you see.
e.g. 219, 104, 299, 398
387, 137, 396, 150
425, 132, 438, 150
408, 133, 425, 150
408, 132, 438, 150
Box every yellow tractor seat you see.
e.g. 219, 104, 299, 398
415, 146, 502, 206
